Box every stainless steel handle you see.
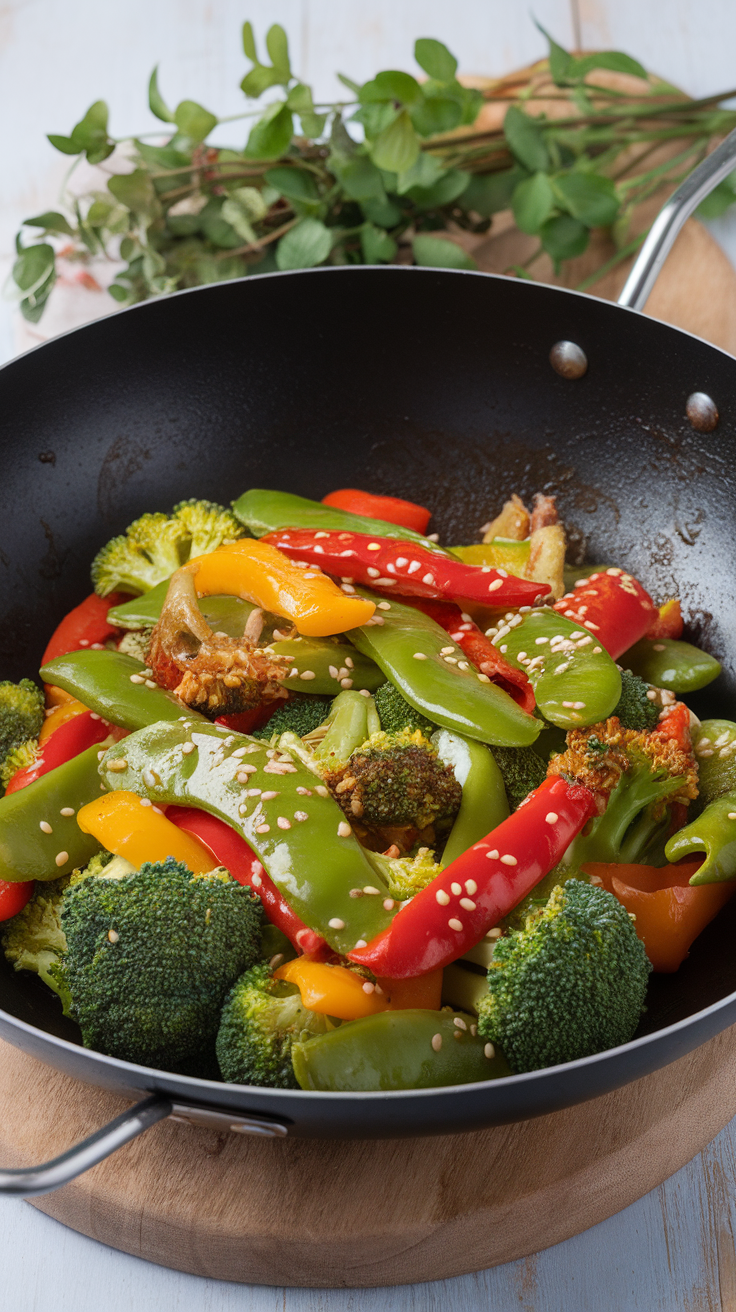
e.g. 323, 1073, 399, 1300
618, 126, 736, 311
0, 1094, 290, 1198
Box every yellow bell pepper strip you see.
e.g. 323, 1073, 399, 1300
39, 698, 89, 744
77, 791, 218, 875
451, 539, 531, 575
185, 540, 375, 637
275, 956, 389, 1020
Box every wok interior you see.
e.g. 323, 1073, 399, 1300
1, 266, 735, 1070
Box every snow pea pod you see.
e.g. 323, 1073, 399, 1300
622, 637, 721, 693
433, 730, 509, 865
232, 488, 449, 554
496, 607, 622, 729
291, 1008, 510, 1090
0, 746, 102, 882
693, 720, 736, 805
98, 719, 394, 955
40, 650, 209, 732
107, 590, 383, 696
665, 790, 736, 885
348, 593, 541, 748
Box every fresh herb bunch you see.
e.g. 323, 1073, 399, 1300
13, 20, 736, 323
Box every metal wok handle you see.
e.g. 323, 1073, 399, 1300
618, 125, 736, 311
0, 1095, 289, 1198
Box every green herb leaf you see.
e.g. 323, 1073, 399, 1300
512, 172, 554, 234
573, 50, 647, 81
108, 169, 156, 214
413, 234, 477, 270
360, 196, 403, 227
555, 171, 619, 227
246, 102, 294, 159
406, 169, 469, 210
410, 93, 463, 136
286, 82, 314, 113
361, 222, 398, 263
23, 211, 73, 236
361, 70, 422, 105
275, 217, 332, 269
370, 109, 419, 173
148, 66, 175, 123
414, 38, 458, 83
174, 100, 218, 142
337, 73, 361, 95
241, 64, 282, 98
504, 105, 549, 173
540, 214, 589, 264
265, 24, 292, 83
242, 22, 258, 61
265, 166, 320, 202
199, 198, 243, 248
395, 151, 445, 194
13, 242, 56, 322
333, 155, 386, 201
47, 134, 82, 156
534, 21, 573, 86
299, 111, 328, 138
460, 167, 527, 216
697, 171, 736, 219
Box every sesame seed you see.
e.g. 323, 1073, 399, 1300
247, 788, 261, 797
589, 875, 603, 886
139, 798, 152, 807
715, 732, 731, 747
39, 821, 53, 834
312, 545, 324, 554
592, 646, 602, 655
129, 673, 145, 684
395, 557, 408, 568
367, 567, 380, 578
470, 1023, 478, 1037
488, 578, 503, 592
535, 637, 549, 645
261, 790, 279, 800
436, 889, 450, 905
413, 652, 427, 660
444, 655, 458, 664
451, 881, 462, 895
555, 663, 571, 675
377, 601, 391, 610
728, 813, 736, 821
107, 758, 128, 772
296, 786, 312, 796
97, 750, 106, 761
484, 1043, 495, 1059
345, 657, 354, 669
341, 584, 355, 594
340, 677, 353, 689
545, 812, 559, 824
315, 785, 329, 798
362, 981, 375, 994
236, 767, 257, 782
181, 741, 196, 756
431, 1033, 443, 1052
354, 939, 367, 949
459, 897, 476, 911
366, 542, 381, 551
454, 1017, 467, 1031
383, 898, 395, 911
108, 929, 119, 943
465, 879, 477, 895
375, 577, 396, 586
486, 849, 500, 860
255, 823, 270, 834
500, 645, 508, 653
364, 886, 381, 895
487, 927, 502, 939
407, 561, 421, 574
277, 817, 291, 830
448, 918, 463, 932
144, 679, 157, 689
60, 807, 75, 817
300, 670, 316, 680
328, 917, 345, 930
294, 811, 309, 822
440, 646, 455, 655
142, 769, 158, 788
337, 821, 352, 837
478, 674, 491, 683
500, 854, 517, 866
152, 806, 163, 815
55, 851, 68, 867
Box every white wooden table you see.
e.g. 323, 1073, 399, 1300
2, 2, 736, 1306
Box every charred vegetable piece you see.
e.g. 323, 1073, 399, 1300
40, 650, 209, 731
98, 719, 395, 955
621, 637, 721, 693
494, 608, 622, 729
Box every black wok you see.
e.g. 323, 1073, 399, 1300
2, 133, 736, 1195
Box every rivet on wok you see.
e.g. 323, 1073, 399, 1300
549, 341, 588, 379
686, 392, 718, 432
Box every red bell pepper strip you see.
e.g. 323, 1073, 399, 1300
553, 568, 657, 660
645, 598, 683, 641
322, 489, 431, 535
5, 710, 113, 794
42, 592, 126, 665
214, 704, 276, 735
167, 806, 330, 958
0, 878, 34, 922
348, 776, 597, 978
263, 528, 549, 609
409, 598, 535, 714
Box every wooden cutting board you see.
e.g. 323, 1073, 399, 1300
2, 1027, 736, 1287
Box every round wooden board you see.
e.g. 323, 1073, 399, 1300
2, 1029, 736, 1287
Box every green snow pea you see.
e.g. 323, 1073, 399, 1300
40, 650, 209, 732
291, 1008, 511, 1090
497, 607, 622, 729
693, 720, 736, 805
622, 638, 721, 693
0, 746, 102, 882
433, 729, 508, 865
107, 589, 383, 696
232, 488, 449, 554
98, 719, 394, 955
348, 593, 541, 748
666, 790, 736, 885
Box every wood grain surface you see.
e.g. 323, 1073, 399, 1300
2, 1027, 736, 1287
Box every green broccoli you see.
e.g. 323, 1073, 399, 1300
326, 727, 462, 832
367, 845, 441, 901
490, 745, 548, 810
251, 695, 331, 741
59, 856, 263, 1075
116, 627, 153, 663
612, 669, 660, 732
0, 679, 44, 776
374, 681, 435, 737
477, 881, 651, 1073
551, 717, 698, 867
0, 739, 39, 789
216, 962, 331, 1087
91, 499, 245, 597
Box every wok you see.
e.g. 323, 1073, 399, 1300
1, 130, 736, 1197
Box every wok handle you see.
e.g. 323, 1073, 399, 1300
0, 1095, 172, 1198
618, 126, 736, 311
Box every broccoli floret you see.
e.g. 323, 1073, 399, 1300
367, 845, 441, 901
116, 628, 153, 663
612, 669, 660, 732
251, 695, 331, 742
1, 877, 72, 1013
374, 682, 435, 736
0, 679, 44, 774
0, 739, 39, 789
91, 500, 245, 597
216, 962, 330, 1088
549, 716, 698, 866
477, 881, 651, 1073
491, 745, 548, 810
171, 499, 244, 556
59, 856, 263, 1075
326, 728, 462, 831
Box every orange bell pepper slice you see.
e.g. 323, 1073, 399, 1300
186, 539, 375, 637
44, 684, 77, 708
274, 957, 444, 1019
39, 698, 89, 744
77, 791, 218, 875
582, 860, 735, 973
